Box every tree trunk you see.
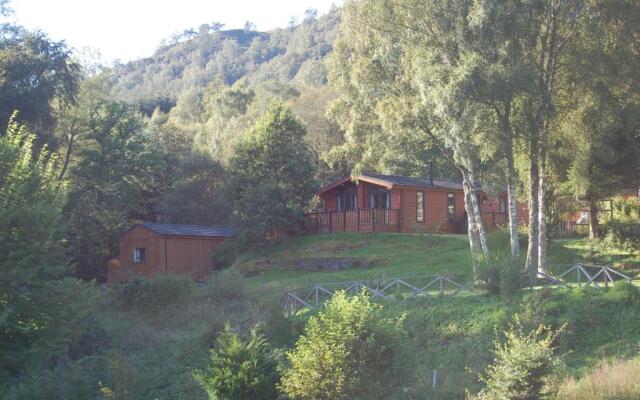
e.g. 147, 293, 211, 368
525, 138, 540, 285
463, 184, 481, 280
538, 148, 548, 274
589, 200, 599, 239
464, 172, 491, 263
505, 147, 520, 260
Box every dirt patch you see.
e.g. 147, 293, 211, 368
292, 257, 376, 272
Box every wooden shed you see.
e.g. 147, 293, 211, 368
107, 223, 236, 282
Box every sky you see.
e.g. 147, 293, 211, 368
9, 0, 342, 62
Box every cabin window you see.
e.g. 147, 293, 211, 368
133, 247, 146, 264
417, 191, 425, 222
447, 193, 456, 223
336, 188, 357, 211
499, 197, 507, 213
369, 189, 390, 209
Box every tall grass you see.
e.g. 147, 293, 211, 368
557, 357, 640, 400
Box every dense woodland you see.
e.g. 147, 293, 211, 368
1, 0, 640, 398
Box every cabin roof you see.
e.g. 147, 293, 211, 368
139, 223, 236, 238
318, 173, 464, 195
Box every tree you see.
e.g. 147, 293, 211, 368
0, 28, 80, 145
227, 102, 316, 244
327, 0, 495, 277
469, 320, 562, 400
158, 153, 231, 226
279, 292, 410, 400
559, 0, 640, 239
65, 101, 169, 280
195, 326, 280, 400
0, 117, 98, 385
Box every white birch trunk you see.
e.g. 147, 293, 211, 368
538, 171, 548, 274
462, 183, 481, 279
526, 142, 540, 285
506, 155, 520, 260
464, 172, 491, 263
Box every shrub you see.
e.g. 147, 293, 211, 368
210, 239, 240, 271
279, 292, 411, 400
115, 274, 195, 311
469, 318, 563, 400
205, 268, 246, 301
601, 220, 640, 251
195, 326, 280, 400
556, 357, 640, 400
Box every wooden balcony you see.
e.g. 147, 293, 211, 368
303, 208, 401, 234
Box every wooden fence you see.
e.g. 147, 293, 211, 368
282, 264, 637, 317
538, 263, 633, 288
282, 274, 471, 317
303, 208, 401, 234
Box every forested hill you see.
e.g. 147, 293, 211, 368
108, 7, 341, 109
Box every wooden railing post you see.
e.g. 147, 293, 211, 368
315, 214, 319, 234
343, 210, 347, 231
372, 208, 376, 232
492, 211, 495, 227
357, 209, 360, 232
329, 211, 333, 233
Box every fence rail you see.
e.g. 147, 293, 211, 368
282, 263, 638, 317
303, 208, 401, 234
282, 274, 472, 317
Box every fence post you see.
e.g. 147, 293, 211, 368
373, 209, 376, 232
492, 211, 495, 227
357, 209, 361, 232
315, 214, 319, 234
397, 209, 401, 232
329, 211, 332, 233
343, 210, 347, 231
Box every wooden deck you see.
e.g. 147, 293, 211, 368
303, 208, 401, 234
303, 208, 509, 235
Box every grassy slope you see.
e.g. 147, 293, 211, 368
234, 232, 640, 291
40, 233, 637, 399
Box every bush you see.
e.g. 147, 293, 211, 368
279, 292, 411, 400
210, 239, 240, 271
469, 318, 563, 400
115, 274, 195, 312
205, 268, 246, 301
556, 357, 640, 400
601, 220, 640, 251
195, 326, 280, 400
482, 230, 526, 298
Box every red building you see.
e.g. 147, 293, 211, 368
107, 223, 235, 282
305, 173, 528, 234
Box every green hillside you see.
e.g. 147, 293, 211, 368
234, 232, 640, 292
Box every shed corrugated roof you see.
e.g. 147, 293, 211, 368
141, 223, 236, 238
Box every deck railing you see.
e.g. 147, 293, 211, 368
303, 208, 401, 234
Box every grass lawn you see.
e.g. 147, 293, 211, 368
234, 232, 640, 292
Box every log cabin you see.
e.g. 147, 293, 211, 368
305, 173, 528, 235
107, 223, 236, 282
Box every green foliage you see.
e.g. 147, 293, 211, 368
0, 27, 80, 144
114, 275, 195, 312
469, 319, 563, 400
601, 221, 640, 252
280, 292, 410, 400
0, 118, 101, 391
159, 152, 231, 226
210, 239, 241, 271
195, 326, 280, 400
205, 269, 246, 302
228, 102, 316, 245
65, 101, 170, 280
